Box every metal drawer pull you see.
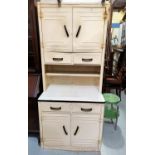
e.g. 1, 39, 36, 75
64, 25, 69, 37
76, 25, 81, 38
74, 126, 79, 136
81, 108, 92, 112
52, 58, 63, 61
82, 58, 93, 62
50, 106, 61, 110
63, 125, 68, 135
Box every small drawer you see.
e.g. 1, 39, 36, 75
39, 102, 71, 113
73, 53, 101, 65
44, 52, 73, 65
71, 103, 102, 114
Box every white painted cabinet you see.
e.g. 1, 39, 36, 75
39, 102, 104, 151
40, 8, 72, 52
38, 85, 105, 151
73, 8, 105, 52
71, 114, 101, 149
41, 113, 70, 147
39, 7, 106, 53
37, 0, 110, 152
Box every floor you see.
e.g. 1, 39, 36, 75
28, 91, 126, 155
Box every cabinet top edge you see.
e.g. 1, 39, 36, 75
37, 2, 110, 8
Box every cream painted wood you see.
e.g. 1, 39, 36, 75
71, 103, 102, 114
37, 1, 110, 151
46, 73, 100, 77
37, 4, 46, 90
99, 2, 111, 91
73, 53, 102, 65
40, 8, 72, 52
46, 76, 99, 88
39, 102, 71, 112
38, 101, 104, 151
44, 52, 73, 65
73, 8, 105, 52
71, 114, 101, 149
37, 2, 111, 91
41, 113, 70, 147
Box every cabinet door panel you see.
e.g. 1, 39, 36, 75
40, 8, 72, 52
71, 114, 101, 148
41, 113, 70, 146
73, 8, 105, 52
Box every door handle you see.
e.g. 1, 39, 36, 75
52, 58, 63, 61
82, 58, 93, 62
50, 106, 61, 110
64, 25, 69, 37
57, 0, 61, 7
74, 126, 79, 136
81, 108, 92, 112
76, 25, 81, 38
63, 125, 68, 135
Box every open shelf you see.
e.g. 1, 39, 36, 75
46, 72, 100, 77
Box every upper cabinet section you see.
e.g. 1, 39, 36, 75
40, 8, 72, 52
73, 8, 105, 52
38, 4, 108, 53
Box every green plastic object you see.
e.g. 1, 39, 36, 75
103, 93, 120, 104
103, 93, 120, 120
104, 106, 119, 118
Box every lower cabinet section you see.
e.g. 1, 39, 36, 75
38, 102, 104, 151
42, 113, 70, 147
71, 114, 101, 149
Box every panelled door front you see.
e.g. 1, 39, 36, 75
40, 8, 72, 52
41, 113, 70, 147
73, 8, 105, 52
71, 114, 101, 149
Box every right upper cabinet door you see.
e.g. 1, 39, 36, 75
73, 8, 105, 52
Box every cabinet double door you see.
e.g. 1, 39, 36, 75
41, 112, 101, 149
40, 7, 105, 52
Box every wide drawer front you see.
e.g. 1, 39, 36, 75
71, 103, 103, 114
39, 102, 71, 112
73, 53, 102, 65
44, 52, 73, 65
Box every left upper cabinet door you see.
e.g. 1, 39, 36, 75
39, 7, 72, 52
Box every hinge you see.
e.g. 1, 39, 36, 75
39, 12, 43, 18
41, 42, 44, 48
103, 7, 108, 20
101, 43, 104, 49
98, 140, 101, 144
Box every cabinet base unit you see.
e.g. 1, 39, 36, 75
38, 85, 105, 151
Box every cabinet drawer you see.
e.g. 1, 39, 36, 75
73, 53, 101, 65
39, 102, 71, 112
71, 103, 102, 114
44, 52, 73, 65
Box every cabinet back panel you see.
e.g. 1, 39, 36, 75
46, 76, 99, 88
45, 65, 100, 74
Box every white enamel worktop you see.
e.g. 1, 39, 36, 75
38, 84, 105, 103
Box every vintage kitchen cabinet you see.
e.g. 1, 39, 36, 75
38, 85, 105, 151
37, 0, 111, 152
37, 0, 111, 91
